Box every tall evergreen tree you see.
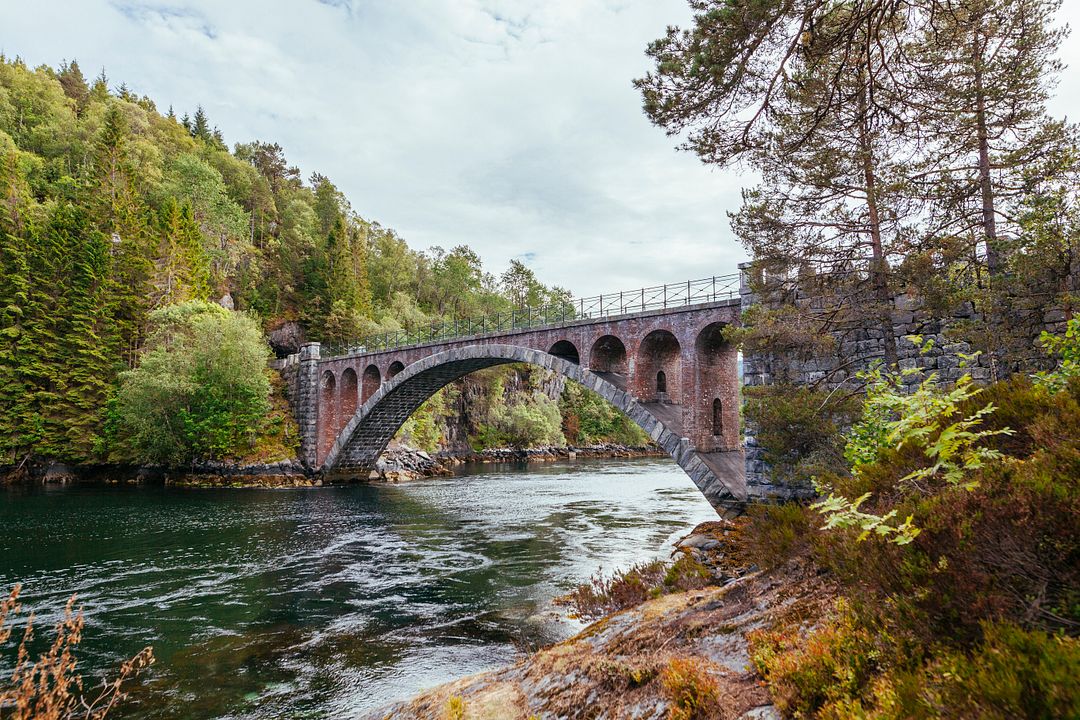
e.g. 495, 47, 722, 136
913, 0, 1071, 275
95, 103, 154, 365
191, 105, 211, 141
0, 140, 33, 461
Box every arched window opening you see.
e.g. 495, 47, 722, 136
361, 364, 382, 404
548, 340, 580, 364
712, 398, 723, 436
656, 370, 667, 394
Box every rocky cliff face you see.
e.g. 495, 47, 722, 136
435, 366, 566, 453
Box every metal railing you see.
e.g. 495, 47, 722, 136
326, 273, 741, 357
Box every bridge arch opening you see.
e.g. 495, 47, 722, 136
636, 330, 681, 404
321, 344, 741, 515
589, 335, 627, 375
387, 360, 406, 379
339, 368, 358, 431
319, 370, 338, 458
361, 364, 381, 403
548, 340, 580, 364
695, 322, 736, 452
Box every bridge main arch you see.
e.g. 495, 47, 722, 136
321, 343, 744, 515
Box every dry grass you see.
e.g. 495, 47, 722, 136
555, 555, 714, 622
0, 584, 154, 720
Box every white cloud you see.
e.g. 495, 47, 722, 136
3, 0, 1078, 295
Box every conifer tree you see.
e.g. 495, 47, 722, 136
156, 199, 211, 306
191, 106, 211, 141
0, 141, 32, 461
56, 59, 89, 115
95, 103, 154, 365
913, 0, 1071, 275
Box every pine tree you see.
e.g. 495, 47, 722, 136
155, 199, 211, 306
90, 67, 109, 102
191, 105, 211, 141
637, 0, 913, 366
913, 0, 1071, 275
57, 59, 89, 115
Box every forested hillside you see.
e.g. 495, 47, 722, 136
0, 56, 640, 468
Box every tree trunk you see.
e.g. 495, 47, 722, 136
973, 25, 1002, 275
857, 87, 899, 368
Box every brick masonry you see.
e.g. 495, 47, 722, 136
278, 300, 746, 515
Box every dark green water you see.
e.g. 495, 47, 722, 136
0, 458, 716, 718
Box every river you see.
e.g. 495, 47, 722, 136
0, 457, 717, 718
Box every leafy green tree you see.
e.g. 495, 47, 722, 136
158, 152, 249, 279
113, 301, 271, 465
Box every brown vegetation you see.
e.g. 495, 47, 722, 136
0, 585, 153, 720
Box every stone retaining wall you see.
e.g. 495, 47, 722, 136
737, 262, 1064, 496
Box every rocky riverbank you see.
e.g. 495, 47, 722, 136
0, 458, 316, 487
0, 444, 663, 487
374, 444, 664, 482
364, 520, 819, 719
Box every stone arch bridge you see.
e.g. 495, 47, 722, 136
279, 279, 748, 514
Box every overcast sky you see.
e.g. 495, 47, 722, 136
3, 1, 1079, 296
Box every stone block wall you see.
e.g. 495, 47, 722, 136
737, 262, 1065, 497
274, 342, 321, 470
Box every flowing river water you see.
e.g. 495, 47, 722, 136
0, 458, 718, 718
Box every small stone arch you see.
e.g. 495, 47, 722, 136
319, 370, 338, 459
589, 334, 627, 375
635, 329, 682, 404
387, 360, 406, 379
340, 368, 358, 429
548, 340, 580, 364
361, 364, 382, 404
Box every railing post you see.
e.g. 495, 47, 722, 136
687, 279, 691, 306
641, 287, 645, 311
663, 285, 667, 308
712, 276, 716, 301
619, 291, 623, 315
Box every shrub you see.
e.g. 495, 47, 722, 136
0, 585, 153, 719
743, 385, 860, 489
660, 656, 722, 720
111, 301, 272, 465
555, 555, 713, 622
747, 368, 1079, 718
751, 620, 1079, 720
748, 600, 879, 718
444, 695, 465, 720
556, 560, 668, 621
741, 502, 819, 570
